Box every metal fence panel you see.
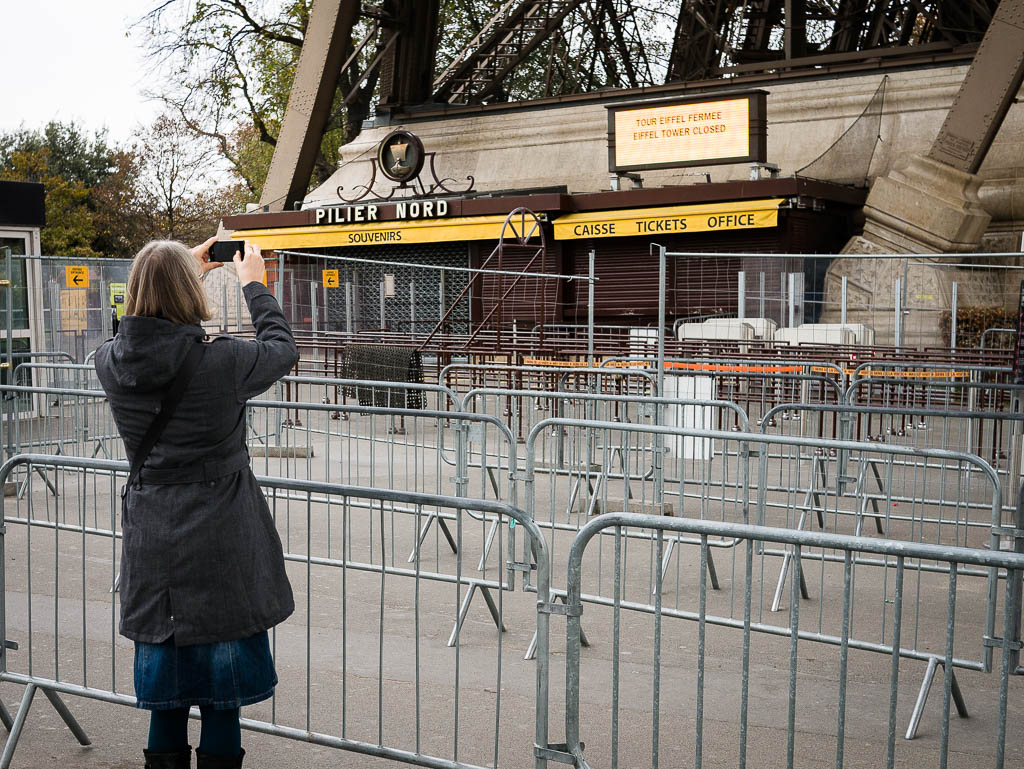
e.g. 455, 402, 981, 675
523, 419, 1010, 681
0, 454, 551, 769
557, 512, 1024, 769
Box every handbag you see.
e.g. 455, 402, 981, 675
122, 340, 207, 495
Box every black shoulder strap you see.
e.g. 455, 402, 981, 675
126, 341, 207, 489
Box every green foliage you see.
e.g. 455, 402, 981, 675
0, 128, 106, 258
229, 124, 277, 196
435, 0, 504, 71
137, 0, 349, 196
1, 118, 242, 258
134, 0, 678, 198
91, 149, 162, 258
0, 122, 116, 188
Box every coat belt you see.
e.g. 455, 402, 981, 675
136, 450, 251, 485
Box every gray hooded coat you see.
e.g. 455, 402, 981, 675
95, 282, 297, 646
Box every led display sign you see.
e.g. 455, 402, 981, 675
607, 91, 767, 172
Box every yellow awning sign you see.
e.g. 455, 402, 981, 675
553, 199, 783, 240
233, 214, 536, 250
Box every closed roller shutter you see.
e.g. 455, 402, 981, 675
564, 224, 785, 323
472, 240, 561, 327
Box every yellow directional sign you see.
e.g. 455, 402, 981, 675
65, 265, 89, 288
322, 269, 340, 288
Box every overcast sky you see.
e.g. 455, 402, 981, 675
2, 1, 161, 143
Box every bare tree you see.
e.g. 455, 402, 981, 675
137, 0, 383, 194
137, 115, 227, 243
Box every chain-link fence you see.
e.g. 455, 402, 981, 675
657, 252, 1024, 352
5, 250, 1024, 376
272, 244, 471, 335
270, 249, 1024, 352
1, 253, 130, 386
35, 256, 131, 360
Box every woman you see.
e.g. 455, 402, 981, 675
95, 238, 297, 769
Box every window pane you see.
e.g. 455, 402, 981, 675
1, 337, 32, 412
0, 238, 29, 330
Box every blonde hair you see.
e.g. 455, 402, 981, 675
126, 240, 212, 324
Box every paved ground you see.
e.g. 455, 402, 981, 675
1, 404, 1022, 768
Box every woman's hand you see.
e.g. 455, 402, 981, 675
191, 236, 223, 276
234, 242, 265, 286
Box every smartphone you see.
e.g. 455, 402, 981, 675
210, 240, 244, 262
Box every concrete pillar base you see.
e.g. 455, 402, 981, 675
820, 257, 1006, 349
850, 154, 991, 254
822, 155, 998, 348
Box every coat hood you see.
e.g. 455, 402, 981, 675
95, 316, 205, 392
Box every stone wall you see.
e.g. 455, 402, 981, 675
309, 64, 1024, 243
304, 64, 1024, 348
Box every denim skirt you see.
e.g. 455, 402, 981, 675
134, 630, 277, 710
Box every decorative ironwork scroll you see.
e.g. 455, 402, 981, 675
337, 129, 475, 204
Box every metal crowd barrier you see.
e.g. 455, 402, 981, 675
1, 384, 122, 470
3, 381, 1015, 652
246, 398, 521, 619
461, 387, 748, 444
598, 356, 845, 428
278, 374, 461, 413
760, 401, 1024, 513
599, 355, 847, 383
8, 352, 77, 371
840, 379, 1024, 514
440, 363, 659, 398
1, 382, 531, 647
849, 360, 1013, 384
1, 423, 1022, 766
556, 511, 1024, 769
11, 362, 99, 391
0, 454, 553, 769
846, 377, 1023, 414
522, 417, 1018, 739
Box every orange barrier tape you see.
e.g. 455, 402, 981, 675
523, 358, 803, 374
663, 362, 802, 373
522, 359, 600, 368
841, 369, 971, 379
523, 359, 975, 379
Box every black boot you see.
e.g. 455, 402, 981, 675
143, 746, 192, 769
196, 748, 245, 768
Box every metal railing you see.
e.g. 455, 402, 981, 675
1, 427, 1021, 767
521, 417, 1018, 742
0, 453, 552, 769
557, 511, 1024, 769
